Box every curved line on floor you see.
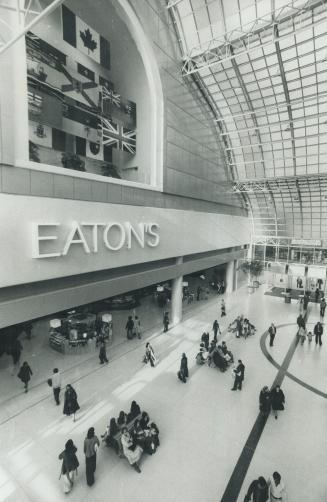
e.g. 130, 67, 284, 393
260, 325, 327, 400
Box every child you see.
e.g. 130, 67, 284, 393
307, 331, 313, 343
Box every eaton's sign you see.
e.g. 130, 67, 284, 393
32, 222, 160, 258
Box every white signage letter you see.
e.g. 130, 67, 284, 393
146, 223, 160, 247
81, 223, 106, 253
125, 222, 145, 249
103, 223, 126, 251
32, 223, 61, 258
62, 222, 91, 256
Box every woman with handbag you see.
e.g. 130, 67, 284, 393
84, 427, 100, 486
58, 439, 79, 494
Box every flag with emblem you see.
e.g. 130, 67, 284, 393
86, 140, 104, 160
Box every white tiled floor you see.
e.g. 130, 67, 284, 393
0, 285, 325, 501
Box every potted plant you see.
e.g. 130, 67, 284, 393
61, 153, 85, 172
238, 260, 264, 293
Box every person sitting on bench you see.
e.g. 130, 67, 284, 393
102, 418, 120, 454
121, 428, 143, 473
127, 401, 141, 422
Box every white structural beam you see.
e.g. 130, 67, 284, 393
181, 0, 327, 76
0, 0, 64, 55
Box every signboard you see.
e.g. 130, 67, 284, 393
0, 193, 250, 288
291, 239, 322, 247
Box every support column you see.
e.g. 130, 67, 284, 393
226, 260, 237, 294
171, 256, 183, 327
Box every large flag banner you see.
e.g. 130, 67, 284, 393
100, 118, 136, 154
62, 5, 110, 69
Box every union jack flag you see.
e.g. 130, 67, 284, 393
101, 86, 121, 108
100, 117, 136, 154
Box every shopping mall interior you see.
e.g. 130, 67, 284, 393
0, 0, 326, 501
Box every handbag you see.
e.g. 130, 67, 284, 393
47, 378, 52, 387
142, 355, 148, 364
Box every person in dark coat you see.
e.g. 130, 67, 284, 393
320, 297, 326, 317
221, 299, 226, 317
244, 476, 269, 502
315, 288, 320, 303
212, 320, 221, 342
178, 353, 189, 383
303, 294, 309, 311
268, 323, 276, 347
259, 386, 271, 415
102, 418, 120, 454
126, 316, 135, 339
231, 359, 245, 390
17, 361, 33, 392
201, 332, 210, 350
314, 321, 323, 346
59, 439, 79, 493
11, 338, 23, 365
127, 401, 141, 422
163, 312, 169, 332
296, 314, 305, 329
84, 427, 100, 486
98, 341, 108, 364
63, 384, 80, 421
270, 385, 285, 419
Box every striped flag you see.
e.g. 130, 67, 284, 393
62, 5, 110, 69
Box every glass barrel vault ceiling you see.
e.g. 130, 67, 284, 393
169, 0, 327, 240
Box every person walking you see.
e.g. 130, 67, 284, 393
17, 361, 33, 393
63, 384, 80, 421
84, 427, 100, 487
212, 320, 221, 342
221, 299, 226, 317
268, 323, 277, 347
267, 471, 287, 501
134, 315, 142, 339
315, 287, 320, 303
98, 341, 108, 364
296, 314, 305, 330
59, 439, 79, 494
178, 353, 189, 383
259, 386, 271, 416
244, 476, 269, 502
270, 385, 285, 420
145, 342, 157, 367
125, 316, 134, 339
314, 321, 323, 346
231, 359, 245, 391
163, 312, 169, 332
51, 368, 61, 405
320, 296, 326, 317
299, 325, 307, 345
11, 338, 22, 366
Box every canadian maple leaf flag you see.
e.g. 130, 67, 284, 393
62, 5, 110, 69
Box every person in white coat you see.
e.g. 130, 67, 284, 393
268, 471, 287, 501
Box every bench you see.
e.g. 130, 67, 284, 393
102, 413, 141, 456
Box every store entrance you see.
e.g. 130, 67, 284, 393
0, 264, 227, 403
